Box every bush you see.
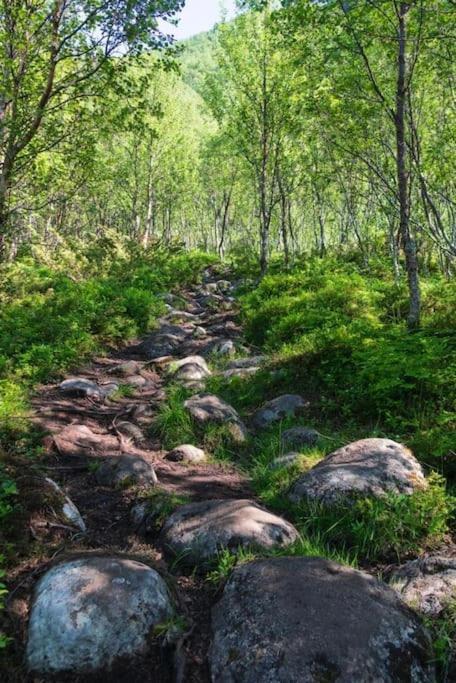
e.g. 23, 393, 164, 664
239, 257, 456, 469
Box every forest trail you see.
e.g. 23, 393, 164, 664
7, 267, 259, 682
4, 267, 446, 682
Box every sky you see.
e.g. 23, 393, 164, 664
161, 0, 238, 41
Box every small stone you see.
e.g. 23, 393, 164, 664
209, 557, 435, 682
389, 555, 456, 617
166, 445, 207, 464
227, 356, 266, 370
59, 378, 103, 399
169, 356, 211, 382
269, 452, 302, 470
281, 426, 319, 448
96, 455, 158, 488
160, 499, 299, 566
116, 421, 145, 443
193, 326, 207, 339
108, 361, 142, 377
44, 478, 86, 532
252, 395, 308, 430
213, 340, 236, 357
124, 375, 149, 389
223, 366, 260, 380
289, 438, 427, 506
184, 394, 248, 443
26, 557, 174, 674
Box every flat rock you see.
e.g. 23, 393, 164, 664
165, 444, 207, 464
159, 499, 299, 566
26, 557, 174, 674
54, 424, 119, 457
252, 394, 308, 430
140, 324, 190, 359
389, 555, 456, 616
281, 426, 319, 449
209, 557, 435, 683
184, 394, 248, 442
289, 438, 426, 506
96, 455, 158, 488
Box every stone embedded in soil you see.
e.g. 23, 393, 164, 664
389, 555, 456, 617
281, 426, 319, 449
165, 444, 207, 464
44, 478, 86, 532
26, 557, 174, 674
159, 499, 299, 566
212, 339, 236, 357
108, 360, 142, 377
169, 355, 211, 382
289, 438, 426, 506
252, 394, 308, 430
95, 455, 158, 488
227, 356, 266, 370
209, 557, 435, 683
216, 280, 232, 293
116, 421, 146, 443
193, 325, 207, 339
59, 377, 113, 400
124, 374, 150, 389
223, 366, 260, 380
184, 394, 248, 443
140, 323, 190, 359
53, 424, 119, 457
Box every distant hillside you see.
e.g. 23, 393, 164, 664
179, 29, 218, 95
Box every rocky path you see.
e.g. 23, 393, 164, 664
5, 268, 454, 682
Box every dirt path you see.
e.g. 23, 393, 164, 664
5, 268, 254, 682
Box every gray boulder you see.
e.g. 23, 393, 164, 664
184, 394, 248, 443
209, 557, 435, 683
160, 499, 299, 566
389, 555, 456, 617
252, 395, 308, 430
26, 557, 174, 674
281, 426, 319, 449
166, 444, 207, 464
96, 455, 158, 488
289, 438, 426, 506
140, 324, 190, 359
212, 339, 236, 357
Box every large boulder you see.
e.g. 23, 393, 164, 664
252, 394, 308, 430
159, 499, 299, 566
289, 438, 426, 506
209, 557, 435, 682
389, 555, 456, 617
26, 557, 174, 674
184, 394, 248, 443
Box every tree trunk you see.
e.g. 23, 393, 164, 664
396, 2, 420, 329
